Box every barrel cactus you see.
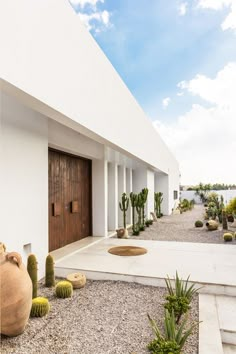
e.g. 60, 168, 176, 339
195, 220, 203, 228
223, 233, 233, 242
55, 281, 73, 298
45, 254, 55, 287
27, 254, 38, 298
30, 297, 50, 317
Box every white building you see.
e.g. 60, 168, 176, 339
0, 0, 179, 277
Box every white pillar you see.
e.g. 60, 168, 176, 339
155, 173, 169, 215
126, 168, 132, 225
118, 165, 126, 227
108, 162, 118, 231
92, 159, 108, 236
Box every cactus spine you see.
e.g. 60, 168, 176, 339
45, 254, 55, 287
119, 193, 129, 229
130, 192, 138, 232
154, 192, 163, 218
55, 281, 73, 298
30, 297, 50, 317
27, 254, 38, 299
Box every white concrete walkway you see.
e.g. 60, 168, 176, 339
55, 237, 236, 293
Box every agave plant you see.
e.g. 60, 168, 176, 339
147, 310, 199, 354
164, 272, 202, 323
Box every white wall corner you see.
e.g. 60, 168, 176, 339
92, 158, 108, 236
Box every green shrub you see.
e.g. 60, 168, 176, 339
132, 225, 140, 236
30, 297, 50, 317
147, 310, 199, 354
223, 233, 233, 242
226, 198, 236, 215
164, 295, 190, 324
55, 280, 73, 298
139, 224, 145, 231
195, 220, 203, 228
165, 272, 201, 323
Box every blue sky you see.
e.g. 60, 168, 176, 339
69, 0, 236, 184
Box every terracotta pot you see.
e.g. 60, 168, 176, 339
0, 243, 32, 336
206, 220, 219, 231
116, 228, 129, 239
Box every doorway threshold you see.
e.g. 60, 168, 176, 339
50, 236, 104, 262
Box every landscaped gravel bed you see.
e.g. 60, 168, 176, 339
1, 280, 199, 354
129, 204, 236, 244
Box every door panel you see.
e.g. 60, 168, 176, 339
49, 149, 92, 252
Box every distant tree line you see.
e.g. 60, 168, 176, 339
186, 183, 236, 191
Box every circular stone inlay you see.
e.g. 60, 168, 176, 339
108, 245, 147, 256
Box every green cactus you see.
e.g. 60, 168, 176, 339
30, 297, 50, 317
27, 254, 38, 299
130, 192, 138, 233
45, 254, 55, 287
55, 281, 73, 298
222, 209, 228, 230
119, 193, 129, 229
154, 192, 163, 218
136, 193, 145, 230
141, 188, 148, 224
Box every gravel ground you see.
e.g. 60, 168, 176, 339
129, 204, 236, 244
1, 280, 199, 354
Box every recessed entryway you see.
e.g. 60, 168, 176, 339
48, 149, 92, 251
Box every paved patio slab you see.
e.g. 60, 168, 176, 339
55, 238, 236, 289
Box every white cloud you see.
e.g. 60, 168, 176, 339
197, 0, 236, 31
69, 0, 111, 32
177, 92, 184, 96
178, 2, 188, 16
154, 63, 236, 184
77, 10, 110, 31
162, 97, 171, 109
69, 0, 104, 9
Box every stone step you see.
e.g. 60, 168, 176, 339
216, 295, 236, 345
223, 344, 236, 354
199, 294, 224, 354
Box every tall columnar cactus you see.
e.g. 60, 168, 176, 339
130, 192, 138, 232
27, 254, 38, 299
136, 193, 144, 229
119, 193, 129, 229
154, 192, 163, 218
45, 254, 55, 287
141, 188, 149, 224
222, 209, 228, 230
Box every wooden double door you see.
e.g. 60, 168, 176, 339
49, 149, 92, 251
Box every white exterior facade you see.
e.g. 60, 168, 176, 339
0, 0, 179, 278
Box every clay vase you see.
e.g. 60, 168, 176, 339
0, 243, 32, 336
206, 220, 219, 231
116, 228, 129, 239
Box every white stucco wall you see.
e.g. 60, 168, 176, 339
1, 92, 48, 278
1, 0, 178, 177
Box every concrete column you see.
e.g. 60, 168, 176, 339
126, 168, 133, 225
108, 162, 118, 231
118, 165, 126, 227
92, 158, 108, 236
155, 173, 169, 215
